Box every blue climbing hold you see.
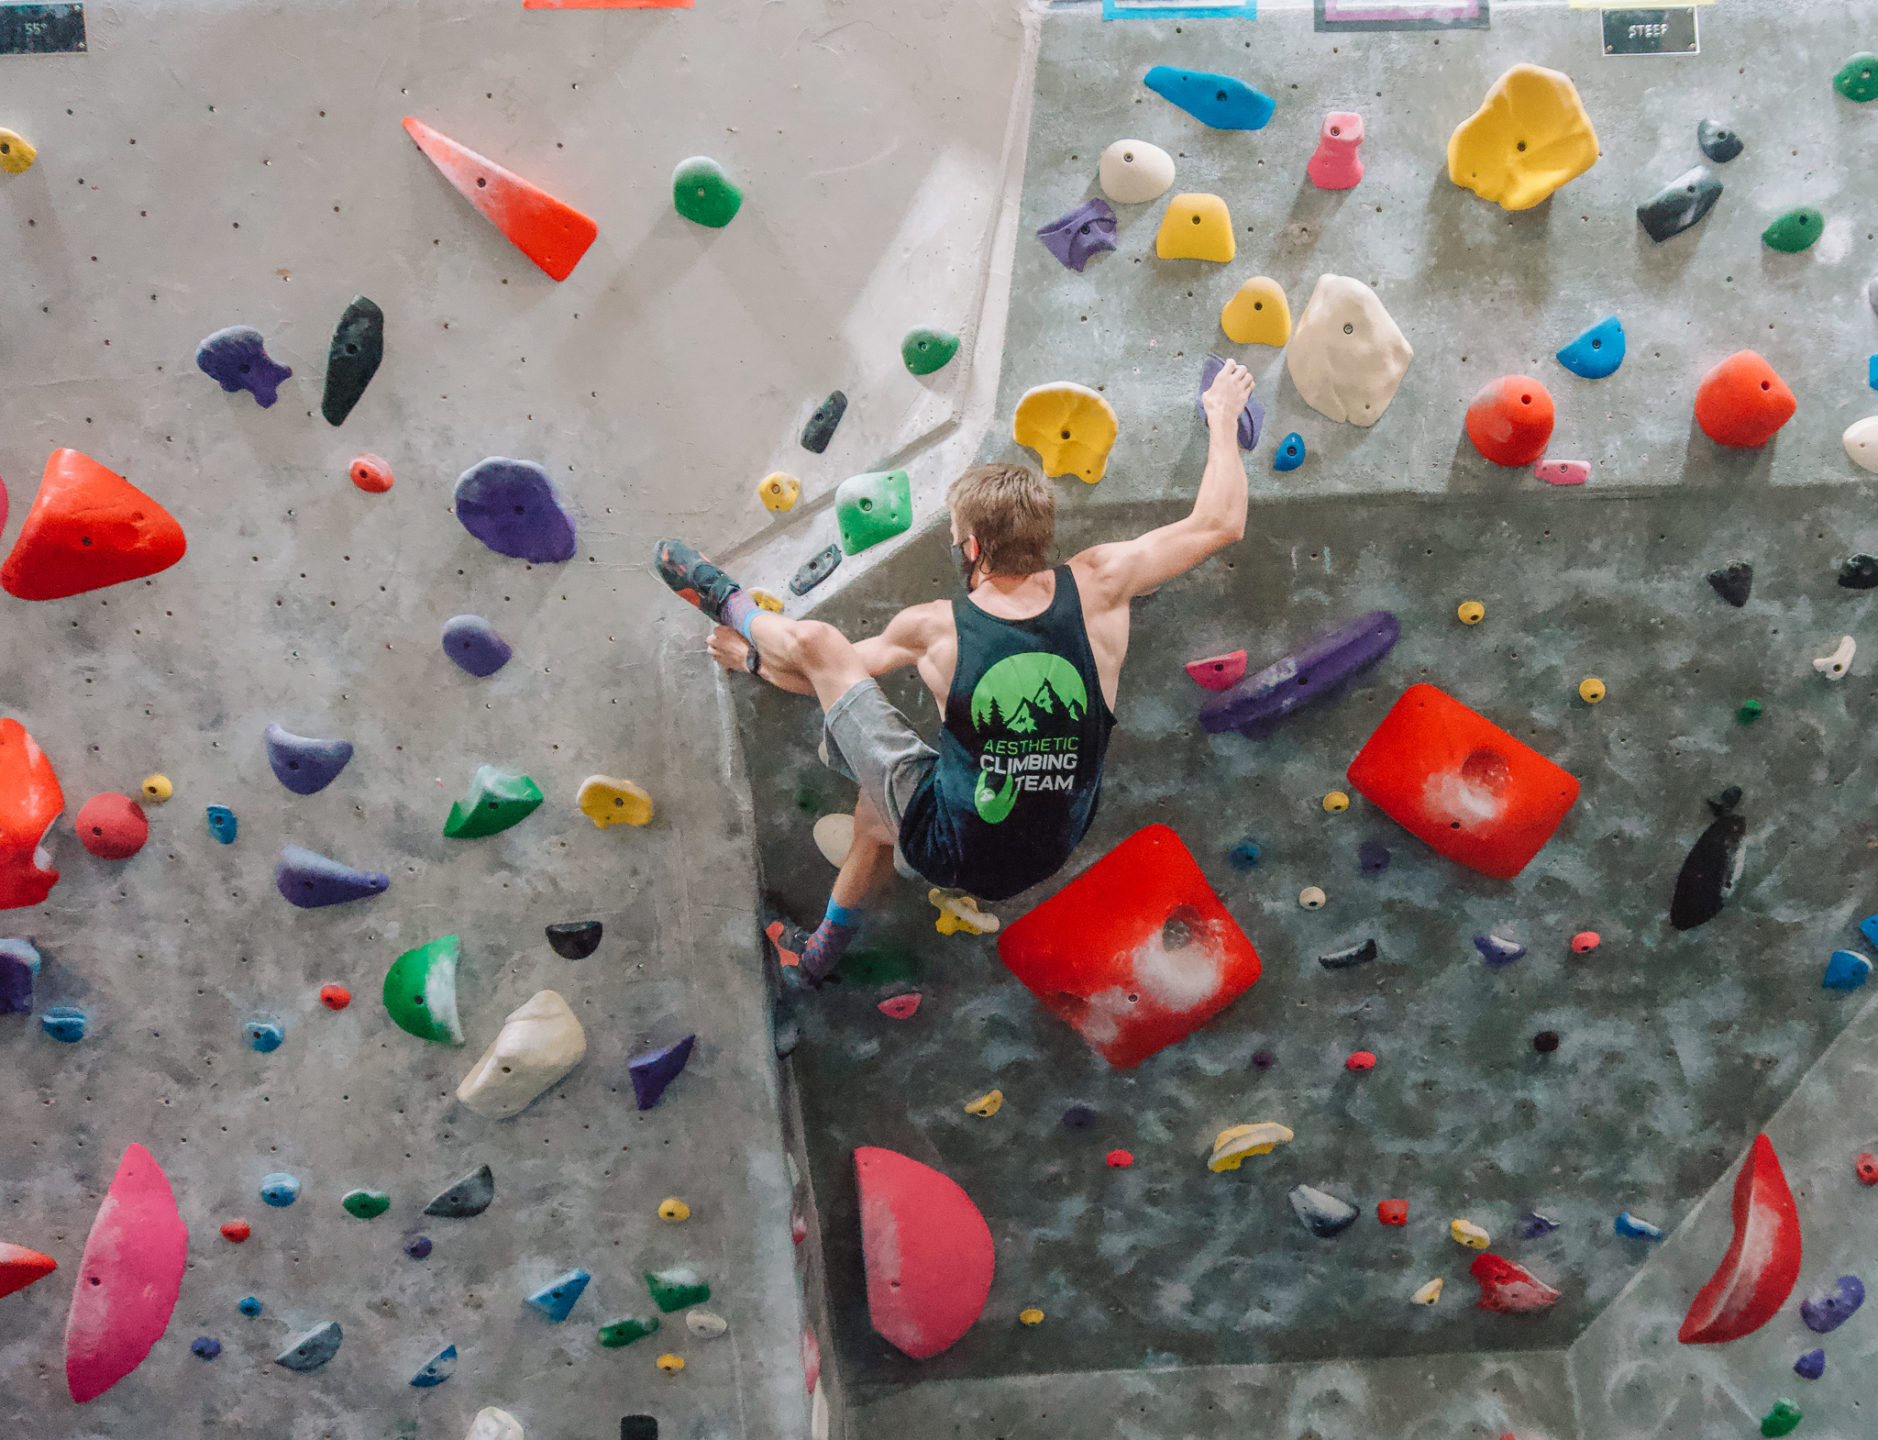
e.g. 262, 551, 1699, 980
1143, 65, 1275, 130
454, 457, 577, 564
260, 1172, 301, 1208
244, 1017, 285, 1053
206, 805, 238, 845
238, 1296, 263, 1318
1823, 950, 1872, 992
1227, 837, 1261, 871
1795, 1348, 1825, 1380
525, 1268, 592, 1323
275, 1321, 343, 1373
190, 1336, 222, 1361
275, 845, 389, 909
1518, 1211, 1560, 1239
629, 1034, 696, 1111
41, 1007, 86, 1042
409, 1343, 457, 1388
1614, 1210, 1663, 1240
404, 1235, 433, 1260
263, 723, 354, 796
1196, 354, 1264, 451
195, 325, 293, 407
1036, 197, 1118, 273
1474, 934, 1528, 968
1556, 315, 1625, 380
441, 615, 513, 678
1860, 913, 1878, 950
0, 938, 40, 1015
1272, 432, 1305, 472
1358, 841, 1390, 874
1870, 355, 1878, 392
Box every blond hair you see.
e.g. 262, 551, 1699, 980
945, 463, 1055, 578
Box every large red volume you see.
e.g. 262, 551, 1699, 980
1346, 684, 1580, 879
1465, 375, 1555, 466
0, 718, 63, 908
65, 1143, 188, 1402
1, 450, 186, 602
996, 824, 1261, 1068
1678, 1134, 1802, 1344
403, 117, 598, 281
1694, 351, 1796, 448
854, 1147, 993, 1359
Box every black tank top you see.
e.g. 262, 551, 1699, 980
899, 566, 1115, 901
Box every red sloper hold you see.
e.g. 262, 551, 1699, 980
1677, 1133, 1802, 1344
0, 1242, 57, 1299
0, 449, 187, 602
996, 824, 1262, 1068
0, 718, 63, 909
74, 793, 149, 860
65, 1143, 189, 1403
1465, 375, 1555, 467
1694, 351, 1797, 448
1346, 684, 1580, 880
402, 117, 598, 281
1471, 1252, 1562, 1314
854, 1147, 993, 1360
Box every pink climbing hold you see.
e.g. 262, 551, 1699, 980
74, 793, 148, 860
1470, 1253, 1562, 1314
1306, 111, 1364, 190
0, 718, 64, 910
1570, 931, 1601, 954
877, 993, 922, 1020
1678, 1134, 1802, 1345
801, 1326, 821, 1394
65, 1143, 188, 1403
0, 1242, 57, 1299
1185, 650, 1248, 690
1536, 459, 1589, 486
855, 1146, 994, 1360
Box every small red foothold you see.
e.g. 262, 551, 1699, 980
348, 454, 394, 493
877, 993, 922, 1020
74, 793, 148, 860
792, 1213, 808, 1246
1377, 1198, 1408, 1226
1185, 650, 1248, 691
1856, 1152, 1878, 1186
219, 1219, 251, 1243
1465, 375, 1555, 467
1105, 1149, 1134, 1169
1570, 930, 1601, 954
318, 984, 351, 1011
1345, 1050, 1376, 1072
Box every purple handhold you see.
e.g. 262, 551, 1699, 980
1794, 1348, 1825, 1380
1800, 1275, 1864, 1333
0, 938, 38, 1015
454, 457, 577, 564
1474, 933, 1528, 968
1358, 841, 1390, 874
274, 844, 390, 909
263, 724, 354, 796
1250, 1049, 1277, 1072
1036, 197, 1118, 273
1517, 1210, 1560, 1239
441, 615, 513, 677
1196, 354, 1264, 451
1200, 611, 1401, 738
628, 1034, 696, 1111
195, 325, 293, 407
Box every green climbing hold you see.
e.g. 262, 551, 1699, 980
1833, 52, 1878, 103
1737, 699, 1763, 725
444, 766, 543, 839
672, 157, 742, 228
901, 326, 960, 377
1763, 207, 1823, 253
645, 1266, 711, 1313
383, 935, 465, 1045
597, 1314, 661, 1349
834, 469, 912, 556
1761, 1398, 1802, 1437
341, 1188, 391, 1220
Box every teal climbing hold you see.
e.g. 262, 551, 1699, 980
1143, 65, 1275, 130
1763, 207, 1823, 253
383, 935, 464, 1045
597, 1314, 661, 1348
238, 1296, 262, 1317
834, 470, 912, 556
244, 1017, 284, 1053
672, 157, 742, 228
275, 1321, 342, 1373
206, 805, 238, 844
645, 1266, 711, 1313
40, 1007, 86, 1042
1823, 950, 1871, 992
409, 1343, 457, 1387
525, 1268, 591, 1323
1833, 52, 1878, 102
260, 1173, 300, 1208
1272, 432, 1305, 472
1556, 315, 1625, 379
901, 327, 959, 376
342, 1188, 391, 1219
443, 766, 543, 839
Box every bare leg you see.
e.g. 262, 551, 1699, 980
746, 614, 871, 711
833, 790, 897, 910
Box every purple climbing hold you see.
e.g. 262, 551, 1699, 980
1196, 354, 1264, 451
1036, 197, 1118, 273
403, 1235, 433, 1260
190, 1336, 222, 1361
274, 844, 389, 909
1518, 1211, 1560, 1239
195, 325, 292, 408
628, 1034, 696, 1111
441, 615, 513, 677
454, 458, 577, 564
0, 938, 38, 1015
1358, 841, 1390, 875
1061, 1104, 1098, 1130
263, 724, 354, 796
1794, 1348, 1825, 1380
1800, 1274, 1864, 1333
1474, 934, 1528, 968
1200, 611, 1401, 738
1250, 1049, 1277, 1072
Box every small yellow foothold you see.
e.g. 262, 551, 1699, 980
1322, 791, 1350, 813
1411, 1278, 1444, 1306
1579, 677, 1606, 704
1018, 1307, 1045, 1326
1012, 382, 1120, 484
1219, 276, 1292, 346
577, 775, 654, 828
1447, 64, 1599, 212
758, 472, 800, 512
1155, 193, 1236, 262
1450, 1217, 1491, 1250
1208, 1121, 1294, 1172
658, 1197, 690, 1223
1298, 885, 1327, 910
930, 888, 999, 936
655, 1352, 686, 1374
750, 589, 785, 614
0, 128, 37, 176
1457, 601, 1485, 626
964, 1088, 1003, 1118
140, 774, 173, 803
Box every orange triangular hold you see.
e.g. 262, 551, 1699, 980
403, 117, 598, 281
0, 1242, 57, 1300
0, 449, 187, 602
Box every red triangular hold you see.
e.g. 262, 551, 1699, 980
403, 117, 598, 281
0, 449, 186, 602
0, 1242, 57, 1299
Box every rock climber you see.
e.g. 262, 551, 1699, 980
655, 358, 1258, 984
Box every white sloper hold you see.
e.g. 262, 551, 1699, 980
1285, 274, 1414, 428
465, 1410, 524, 1440
1844, 416, 1878, 474
456, 990, 587, 1120
1099, 139, 1176, 205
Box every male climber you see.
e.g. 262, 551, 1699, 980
655, 358, 1257, 984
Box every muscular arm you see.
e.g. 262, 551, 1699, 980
748, 600, 941, 695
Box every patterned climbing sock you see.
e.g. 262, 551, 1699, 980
720, 589, 761, 645
800, 901, 865, 982
653, 538, 743, 624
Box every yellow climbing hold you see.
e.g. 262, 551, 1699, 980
1412, 1278, 1444, 1306
1012, 382, 1119, 485
1219, 276, 1291, 346
1018, 1307, 1045, 1326
1457, 601, 1485, 626
1208, 1122, 1294, 1172
658, 1197, 691, 1223
1450, 1217, 1491, 1250
656, 1353, 686, 1374
750, 589, 784, 614
0, 128, 36, 175
1155, 193, 1235, 262
1448, 64, 1599, 211
758, 472, 800, 512
1322, 791, 1350, 813
577, 775, 654, 828
930, 889, 999, 936
140, 774, 173, 803
964, 1089, 1004, 1117
1578, 676, 1606, 703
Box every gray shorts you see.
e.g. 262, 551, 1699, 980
820, 679, 938, 882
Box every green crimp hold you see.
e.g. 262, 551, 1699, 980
1761, 1398, 1802, 1438
596, 1314, 661, 1349
341, 1188, 391, 1219
444, 766, 543, 839
1736, 699, 1763, 725
1762, 207, 1823, 253
383, 935, 465, 1045
644, 1266, 711, 1313
1833, 51, 1878, 102
672, 156, 742, 228
901, 326, 960, 376
834, 469, 912, 556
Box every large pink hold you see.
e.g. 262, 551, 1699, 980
1678, 1134, 1802, 1344
855, 1146, 993, 1359
64, 1143, 188, 1403
1306, 112, 1364, 189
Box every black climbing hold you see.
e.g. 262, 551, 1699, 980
424, 1163, 495, 1218
622, 1418, 659, 1440
1533, 1030, 1560, 1053
321, 295, 385, 427
789, 544, 842, 597
1061, 1104, 1098, 1131
1838, 554, 1878, 590
1358, 840, 1390, 874
1706, 561, 1753, 607
1670, 788, 1746, 932
1637, 166, 1722, 243
800, 391, 847, 454
546, 920, 603, 959
1696, 120, 1743, 164
1317, 938, 1378, 971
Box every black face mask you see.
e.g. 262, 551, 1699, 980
950, 538, 978, 589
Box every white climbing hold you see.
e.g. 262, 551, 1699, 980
1208, 1122, 1293, 1172
812, 813, 854, 867
1099, 138, 1175, 204
1298, 886, 1327, 909
685, 1309, 729, 1339
1284, 274, 1413, 428
1813, 635, 1856, 680
464, 1409, 524, 1440
1843, 417, 1878, 473
1412, 1278, 1444, 1306
455, 990, 587, 1120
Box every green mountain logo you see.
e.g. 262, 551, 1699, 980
969, 653, 1088, 738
